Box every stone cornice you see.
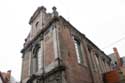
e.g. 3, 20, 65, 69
27, 65, 65, 83
59, 16, 111, 62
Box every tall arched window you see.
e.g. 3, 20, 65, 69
74, 39, 83, 64
32, 44, 42, 72
36, 47, 42, 71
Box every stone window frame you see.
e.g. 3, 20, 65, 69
94, 53, 101, 73
73, 37, 84, 64
32, 43, 42, 72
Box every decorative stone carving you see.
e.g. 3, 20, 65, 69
52, 6, 58, 17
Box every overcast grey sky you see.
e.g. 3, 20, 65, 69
0, 0, 125, 81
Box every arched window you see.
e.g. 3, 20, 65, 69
36, 47, 42, 71
33, 44, 42, 72
74, 39, 83, 64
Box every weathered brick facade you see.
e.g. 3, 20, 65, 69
21, 6, 112, 83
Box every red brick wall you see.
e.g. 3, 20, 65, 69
103, 70, 120, 83
58, 22, 92, 83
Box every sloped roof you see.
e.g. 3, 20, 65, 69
59, 16, 111, 62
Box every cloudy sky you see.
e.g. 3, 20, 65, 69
0, 0, 125, 81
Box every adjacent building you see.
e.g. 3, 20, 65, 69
0, 70, 11, 83
0, 70, 16, 83
107, 47, 125, 83
121, 56, 125, 77
21, 6, 111, 83
108, 48, 121, 69
121, 57, 125, 67
108, 47, 125, 69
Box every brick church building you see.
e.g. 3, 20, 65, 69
21, 6, 112, 83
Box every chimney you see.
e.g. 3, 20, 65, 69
113, 47, 121, 67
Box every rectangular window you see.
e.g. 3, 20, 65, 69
37, 47, 42, 70
74, 39, 83, 64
